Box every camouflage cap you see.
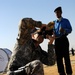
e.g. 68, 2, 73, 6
47, 21, 55, 30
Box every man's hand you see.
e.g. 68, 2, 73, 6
59, 27, 65, 33
46, 35, 55, 44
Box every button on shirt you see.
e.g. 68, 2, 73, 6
54, 17, 72, 37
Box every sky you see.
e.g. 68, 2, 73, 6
0, 0, 75, 52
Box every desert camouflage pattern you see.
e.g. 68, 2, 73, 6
7, 18, 55, 75
48, 44, 56, 65
25, 60, 44, 75
7, 60, 44, 75
47, 21, 55, 30
17, 18, 42, 45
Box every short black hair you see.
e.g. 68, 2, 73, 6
54, 6, 62, 13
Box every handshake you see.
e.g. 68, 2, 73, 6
38, 22, 55, 39
38, 26, 53, 38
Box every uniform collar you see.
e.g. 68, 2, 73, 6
57, 17, 63, 22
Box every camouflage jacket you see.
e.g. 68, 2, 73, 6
7, 18, 55, 71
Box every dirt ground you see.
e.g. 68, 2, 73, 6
44, 55, 75, 75
1, 55, 75, 75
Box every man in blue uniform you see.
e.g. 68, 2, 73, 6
53, 7, 72, 75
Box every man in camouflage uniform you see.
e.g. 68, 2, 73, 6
7, 18, 55, 75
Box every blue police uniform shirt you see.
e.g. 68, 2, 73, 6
54, 17, 72, 37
